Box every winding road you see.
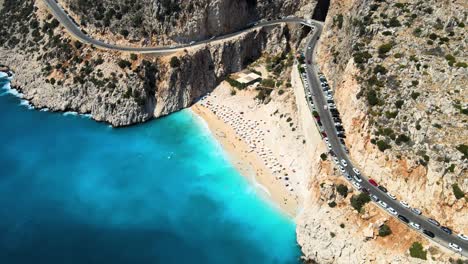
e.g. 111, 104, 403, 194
43, 0, 467, 258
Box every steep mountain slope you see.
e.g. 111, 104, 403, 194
298, 0, 467, 262
0, 0, 315, 126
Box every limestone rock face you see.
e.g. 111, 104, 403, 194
0, 0, 309, 127
297, 0, 466, 262
60, 0, 317, 43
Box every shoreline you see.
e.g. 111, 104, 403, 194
191, 104, 300, 218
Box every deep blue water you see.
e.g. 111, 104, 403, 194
0, 81, 300, 264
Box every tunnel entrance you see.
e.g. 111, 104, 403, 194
312, 0, 330, 22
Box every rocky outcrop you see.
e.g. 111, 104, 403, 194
0, 0, 308, 127
59, 0, 316, 43
297, 0, 466, 262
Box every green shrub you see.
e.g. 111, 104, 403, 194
456, 144, 468, 159
378, 43, 393, 55
376, 140, 391, 152
452, 183, 465, 199
353, 51, 372, 64
373, 65, 387, 75
336, 184, 349, 197
378, 224, 392, 237
320, 153, 327, 161
330, 232, 336, 238
367, 89, 379, 106
411, 92, 420, 99
118, 59, 132, 69
395, 100, 404, 109
455, 62, 467, 68
395, 134, 410, 145
328, 201, 337, 208
350, 193, 371, 212
340, 223, 345, 228
261, 79, 275, 88
226, 77, 247, 90
170, 56, 181, 68
388, 17, 401, 27
445, 54, 456, 66
409, 242, 427, 260
130, 53, 137, 61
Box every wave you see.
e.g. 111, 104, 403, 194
0, 83, 23, 98
19, 99, 35, 110
63, 111, 78, 116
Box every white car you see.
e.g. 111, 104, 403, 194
378, 201, 388, 209
399, 200, 410, 208
353, 168, 361, 175
333, 157, 339, 164
449, 243, 462, 252
353, 175, 362, 183
339, 165, 345, 174
387, 193, 397, 200
387, 207, 398, 216
324, 137, 329, 144
352, 181, 361, 190
341, 159, 348, 167
458, 234, 468, 241
344, 172, 352, 181
308, 46, 312, 50
327, 143, 332, 151
409, 222, 421, 230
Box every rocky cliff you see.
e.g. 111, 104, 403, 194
59, 0, 316, 43
297, 0, 467, 262
0, 0, 314, 127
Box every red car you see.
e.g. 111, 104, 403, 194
369, 179, 378, 187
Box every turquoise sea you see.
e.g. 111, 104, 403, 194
0, 80, 301, 264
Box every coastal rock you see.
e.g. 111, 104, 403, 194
0, 0, 308, 127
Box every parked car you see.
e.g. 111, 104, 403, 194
387, 207, 398, 216
398, 215, 409, 223
411, 208, 422, 215
338, 166, 345, 174
409, 222, 421, 230
333, 157, 339, 164
399, 201, 410, 209
378, 186, 388, 193
387, 193, 397, 200
371, 195, 379, 202
448, 243, 462, 252
457, 234, 468, 241
428, 218, 440, 226
440, 226, 452, 235
352, 181, 361, 190
378, 201, 388, 209
327, 143, 332, 151
341, 159, 347, 167
352, 168, 361, 175
423, 229, 435, 238
361, 188, 370, 194
353, 175, 362, 183
344, 172, 352, 181
368, 179, 378, 187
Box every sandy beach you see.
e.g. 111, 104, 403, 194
191, 71, 318, 217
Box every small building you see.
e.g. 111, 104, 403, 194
232, 70, 262, 86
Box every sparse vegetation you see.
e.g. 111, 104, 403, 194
170, 56, 181, 68
409, 242, 427, 260
336, 184, 349, 197
378, 43, 393, 55
452, 183, 465, 200
378, 224, 392, 237
320, 153, 327, 161
350, 193, 371, 212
